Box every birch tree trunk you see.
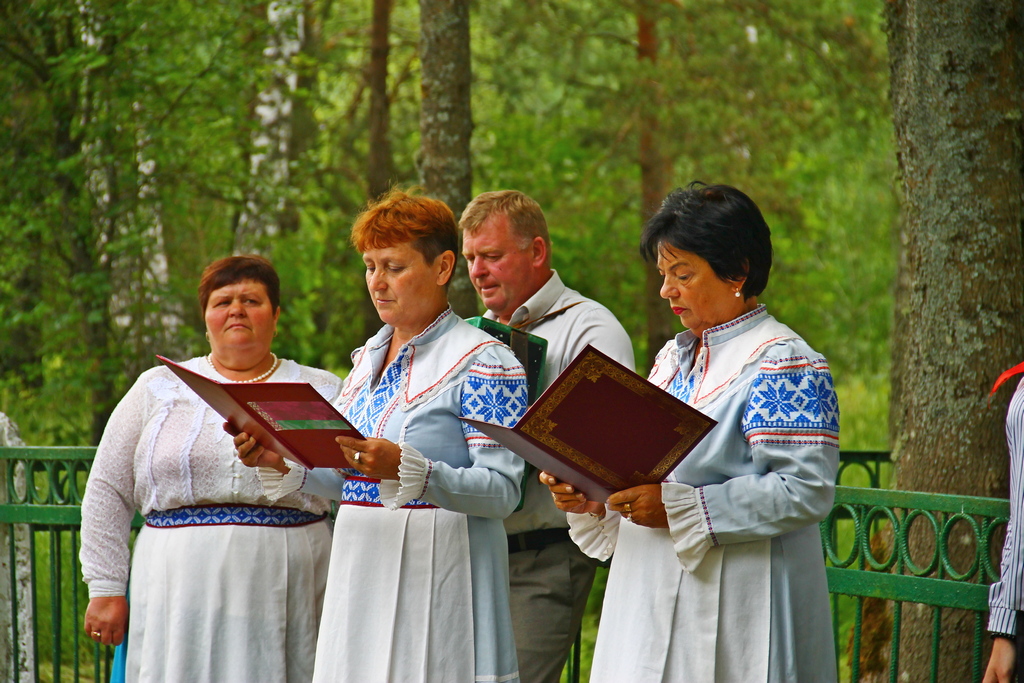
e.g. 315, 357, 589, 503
637, 3, 675, 368
78, 2, 182, 418
418, 0, 477, 317
62, 3, 121, 444
886, 1, 1024, 678
0, 414, 33, 683
108, 105, 184, 380
235, 0, 309, 253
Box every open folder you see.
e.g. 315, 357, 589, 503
157, 355, 362, 469
461, 345, 716, 503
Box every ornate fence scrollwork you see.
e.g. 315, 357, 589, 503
4, 447, 96, 514
0, 447, 1012, 683
836, 450, 893, 490
822, 485, 1009, 682
1, 447, 119, 683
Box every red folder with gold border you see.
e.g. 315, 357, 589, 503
157, 355, 362, 469
461, 345, 716, 503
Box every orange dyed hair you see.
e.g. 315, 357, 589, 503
350, 188, 457, 263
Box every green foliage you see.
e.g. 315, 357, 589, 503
0, 0, 895, 450
473, 0, 896, 438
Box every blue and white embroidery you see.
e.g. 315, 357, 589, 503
742, 356, 839, 448
461, 364, 528, 427
340, 476, 435, 508
669, 366, 698, 405
461, 362, 528, 445
146, 505, 326, 527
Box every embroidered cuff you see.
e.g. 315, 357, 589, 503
989, 606, 1018, 636
378, 442, 431, 510
87, 579, 126, 599
567, 509, 619, 561
257, 461, 306, 502
663, 482, 714, 572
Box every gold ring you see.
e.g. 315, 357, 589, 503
623, 502, 631, 514
353, 452, 362, 464
91, 631, 101, 638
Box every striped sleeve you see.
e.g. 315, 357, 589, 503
989, 379, 1024, 634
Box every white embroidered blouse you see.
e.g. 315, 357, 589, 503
80, 358, 343, 598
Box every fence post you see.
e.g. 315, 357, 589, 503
0, 413, 34, 682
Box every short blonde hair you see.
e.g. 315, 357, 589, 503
459, 190, 550, 250
350, 188, 457, 262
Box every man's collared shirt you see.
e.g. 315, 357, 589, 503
487, 270, 635, 534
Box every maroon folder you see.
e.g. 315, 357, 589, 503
157, 355, 362, 469
462, 345, 716, 503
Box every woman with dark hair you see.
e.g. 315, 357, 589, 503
543, 182, 840, 681
81, 255, 340, 682
235, 188, 528, 683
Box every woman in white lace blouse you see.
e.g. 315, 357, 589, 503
80, 255, 342, 683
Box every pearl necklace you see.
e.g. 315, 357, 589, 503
206, 353, 280, 383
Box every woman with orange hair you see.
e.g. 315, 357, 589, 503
235, 189, 529, 682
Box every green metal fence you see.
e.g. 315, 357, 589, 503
823, 485, 1008, 682
0, 447, 1008, 683
0, 447, 142, 683
837, 450, 892, 489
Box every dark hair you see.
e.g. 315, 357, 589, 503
197, 255, 281, 313
351, 188, 458, 267
639, 181, 772, 298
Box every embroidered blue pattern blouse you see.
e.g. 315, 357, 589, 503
569, 306, 841, 682
287, 309, 529, 683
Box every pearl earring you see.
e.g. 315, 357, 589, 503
734, 290, 741, 298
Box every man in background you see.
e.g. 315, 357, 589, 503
460, 190, 635, 683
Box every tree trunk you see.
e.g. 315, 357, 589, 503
108, 103, 185, 381
0, 413, 34, 683
49, 5, 119, 445
886, 1, 1024, 679
235, 0, 310, 252
360, 0, 396, 341
418, 0, 477, 317
637, 3, 676, 369
368, 0, 394, 200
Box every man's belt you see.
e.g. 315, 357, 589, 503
507, 527, 571, 553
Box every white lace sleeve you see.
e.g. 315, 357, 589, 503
567, 509, 620, 561
257, 462, 307, 502
80, 375, 150, 597
378, 443, 430, 510
663, 481, 714, 572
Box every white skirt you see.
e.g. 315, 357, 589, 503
590, 521, 771, 682
126, 519, 332, 683
312, 505, 475, 682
